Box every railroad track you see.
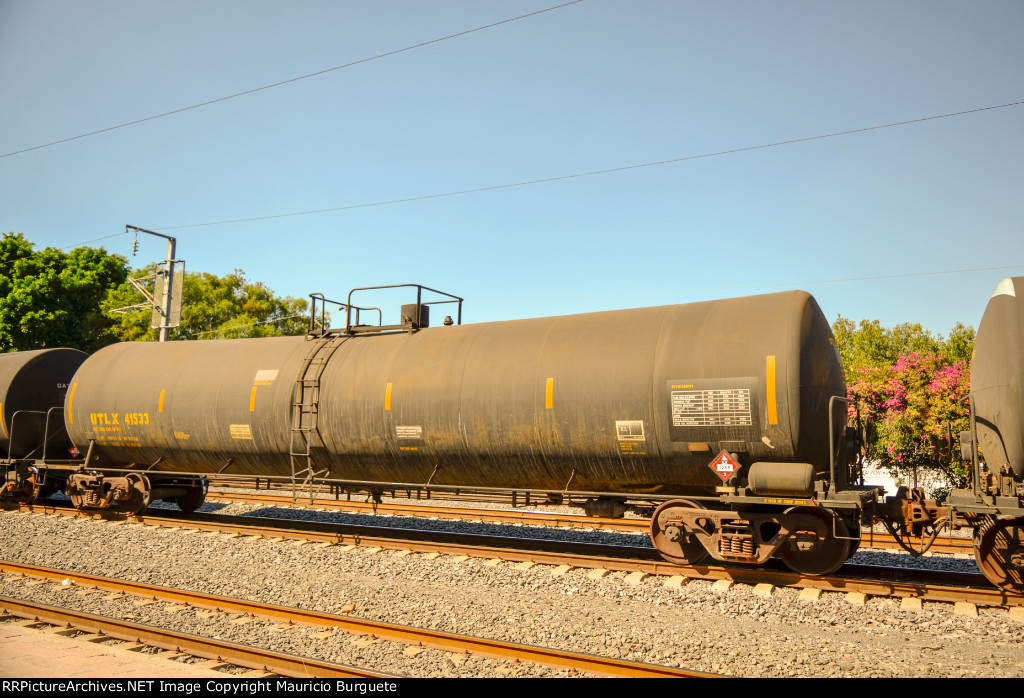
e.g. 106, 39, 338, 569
1, 596, 392, 679
206, 490, 648, 532
0, 561, 717, 678
6, 503, 1018, 608
205, 489, 979, 555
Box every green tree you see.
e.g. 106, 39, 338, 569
847, 352, 971, 486
0, 233, 129, 352
943, 322, 975, 365
106, 267, 309, 341
833, 316, 976, 486
831, 316, 942, 373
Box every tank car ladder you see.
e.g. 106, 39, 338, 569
289, 336, 348, 503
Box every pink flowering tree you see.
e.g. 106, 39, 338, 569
846, 352, 971, 486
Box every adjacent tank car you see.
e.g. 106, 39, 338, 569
0, 348, 86, 503
949, 277, 1024, 591
0, 348, 86, 459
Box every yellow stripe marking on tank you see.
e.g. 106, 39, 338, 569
158, 389, 166, 413
385, 382, 393, 411
67, 383, 78, 424
766, 355, 778, 425
0, 403, 6, 439
249, 386, 258, 412
545, 377, 554, 409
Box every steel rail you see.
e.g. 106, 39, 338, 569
207, 477, 580, 508
0, 595, 396, 679
205, 490, 645, 531
14, 501, 651, 563
859, 530, 974, 555
0, 562, 718, 678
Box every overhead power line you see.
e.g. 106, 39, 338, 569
58, 232, 131, 251
0, 1, 585, 159
155, 99, 1024, 230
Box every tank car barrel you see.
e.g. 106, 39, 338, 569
63, 291, 845, 500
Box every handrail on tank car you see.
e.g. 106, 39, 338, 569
41, 407, 65, 461
7, 409, 51, 461
969, 394, 982, 498
308, 293, 382, 335
344, 284, 463, 334
828, 395, 852, 497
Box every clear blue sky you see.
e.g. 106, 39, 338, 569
2, 1, 1021, 335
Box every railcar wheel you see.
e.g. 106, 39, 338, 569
650, 499, 711, 565
10, 484, 42, 505
777, 507, 850, 576
119, 473, 152, 515
974, 517, 1024, 593
3, 479, 41, 505
2, 465, 41, 505
172, 478, 208, 514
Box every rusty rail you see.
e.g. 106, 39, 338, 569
205, 490, 646, 531
1, 596, 395, 678
0, 562, 718, 678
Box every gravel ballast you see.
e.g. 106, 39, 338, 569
2, 505, 1023, 678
